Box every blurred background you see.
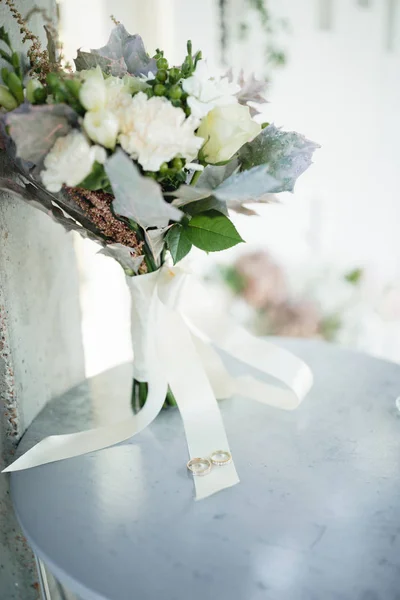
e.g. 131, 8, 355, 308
58, 0, 400, 375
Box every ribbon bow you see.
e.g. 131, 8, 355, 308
3, 267, 313, 500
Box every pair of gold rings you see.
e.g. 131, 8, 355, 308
187, 450, 232, 476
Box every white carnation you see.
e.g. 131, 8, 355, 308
40, 130, 107, 193
118, 92, 204, 171
182, 61, 240, 119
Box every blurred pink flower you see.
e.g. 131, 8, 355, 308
235, 251, 288, 309
257, 301, 322, 338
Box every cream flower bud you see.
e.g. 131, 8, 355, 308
25, 78, 43, 103
0, 85, 17, 111
197, 104, 261, 164
83, 109, 119, 149
79, 66, 106, 111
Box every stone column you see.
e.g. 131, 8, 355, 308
0, 1, 85, 597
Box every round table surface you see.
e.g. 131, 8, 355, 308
10, 339, 400, 600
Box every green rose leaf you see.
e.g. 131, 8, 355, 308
105, 150, 182, 229
238, 124, 320, 193
79, 162, 109, 191
166, 224, 192, 264
183, 195, 228, 216
186, 210, 244, 252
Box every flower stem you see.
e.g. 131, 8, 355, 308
190, 170, 202, 186
131, 378, 177, 412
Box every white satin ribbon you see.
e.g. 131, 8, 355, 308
2, 266, 313, 500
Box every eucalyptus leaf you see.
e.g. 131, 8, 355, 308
166, 225, 192, 264
105, 150, 182, 229
238, 124, 320, 193
99, 243, 144, 275
186, 210, 244, 252
4, 103, 78, 166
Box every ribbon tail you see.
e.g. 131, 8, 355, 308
157, 301, 240, 500
182, 279, 313, 410
3, 291, 168, 473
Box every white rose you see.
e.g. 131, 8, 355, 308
83, 109, 119, 149
182, 61, 240, 119
118, 92, 203, 171
40, 130, 107, 192
79, 66, 107, 111
197, 104, 261, 164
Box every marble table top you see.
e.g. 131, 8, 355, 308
10, 339, 400, 600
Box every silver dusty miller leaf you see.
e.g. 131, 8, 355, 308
105, 150, 182, 230
238, 124, 320, 193
214, 165, 280, 207
226, 69, 268, 116
3, 103, 78, 166
75, 24, 157, 77
99, 244, 144, 274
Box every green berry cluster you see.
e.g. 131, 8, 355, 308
145, 157, 187, 192
40, 73, 83, 114
145, 41, 202, 118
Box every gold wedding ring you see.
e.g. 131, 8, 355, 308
187, 457, 212, 476
210, 450, 232, 466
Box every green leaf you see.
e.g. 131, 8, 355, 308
183, 195, 228, 216
105, 150, 182, 229
238, 124, 320, 192
344, 268, 363, 285
186, 210, 244, 252
79, 162, 109, 191
166, 224, 192, 264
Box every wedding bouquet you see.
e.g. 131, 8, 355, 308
1, 5, 318, 496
